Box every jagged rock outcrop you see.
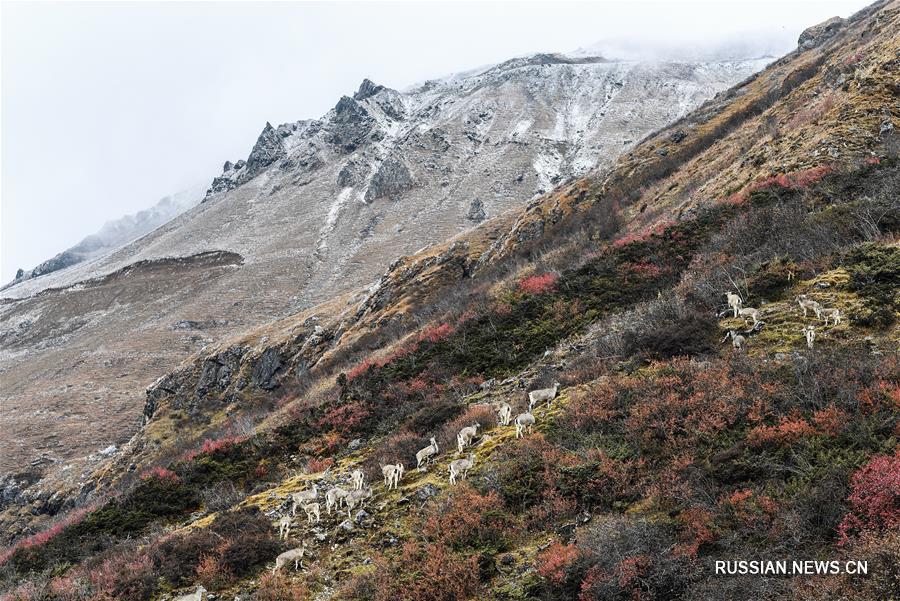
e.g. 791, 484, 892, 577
245, 122, 287, 177
364, 157, 415, 202
327, 96, 375, 152
353, 78, 385, 101
467, 198, 486, 222
798, 16, 845, 49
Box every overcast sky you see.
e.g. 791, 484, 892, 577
0, 1, 871, 282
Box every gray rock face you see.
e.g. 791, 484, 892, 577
467, 199, 486, 222
328, 96, 374, 152
353, 78, 385, 101
250, 348, 282, 390
798, 17, 844, 49
337, 160, 366, 187
364, 158, 414, 202
196, 346, 246, 397
245, 122, 287, 178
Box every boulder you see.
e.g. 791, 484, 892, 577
798, 17, 844, 50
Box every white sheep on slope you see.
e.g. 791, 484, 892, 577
515, 412, 535, 439
528, 382, 560, 410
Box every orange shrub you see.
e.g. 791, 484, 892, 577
253, 571, 310, 601
747, 414, 816, 448
422, 484, 514, 550
346, 542, 480, 601
537, 541, 579, 584
196, 553, 235, 590
307, 456, 334, 473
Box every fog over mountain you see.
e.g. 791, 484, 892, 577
1, 1, 870, 282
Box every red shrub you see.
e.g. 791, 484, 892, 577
348, 542, 480, 601
785, 95, 837, 130
564, 380, 619, 430
843, 52, 863, 66
674, 506, 716, 557
419, 323, 454, 343
722, 489, 779, 531
307, 456, 334, 473
422, 484, 514, 550
88, 551, 156, 601
624, 261, 664, 279
0, 504, 96, 566
724, 165, 836, 205
615, 554, 651, 589
140, 466, 180, 484
812, 405, 847, 436
316, 401, 371, 434
518, 272, 559, 295
837, 453, 900, 545
537, 541, 579, 584
199, 434, 247, 456
196, 553, 235, 590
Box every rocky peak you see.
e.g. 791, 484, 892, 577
798, 16, 845, 50
353, 78, 386, 101
328, 96, 375, 153
245, 122, 287, 178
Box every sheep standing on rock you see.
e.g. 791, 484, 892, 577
304, 502, 320, 524
272, 545, 306, 574
416, 437, 439, 471
325, 486, 349, 515
726, 292, 743, 318
804, 325, 816, 349
497, 402, 512, 426
796, 294, 821, 319
528, 382, 560, 410
345, 487, 372, 519
290, 485, 318, 516
515, 412, 535, 439
351, 469, 365, 491
457, 424, 480, 454
381, 463, 404, 490
278, 515, 292, 540
448, 454, 475, 485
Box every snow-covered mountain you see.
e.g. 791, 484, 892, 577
2, 53, 769, 301
0, 50, 769, 482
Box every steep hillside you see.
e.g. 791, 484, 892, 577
0, 54, 767, 488
1, 3, 898, 601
